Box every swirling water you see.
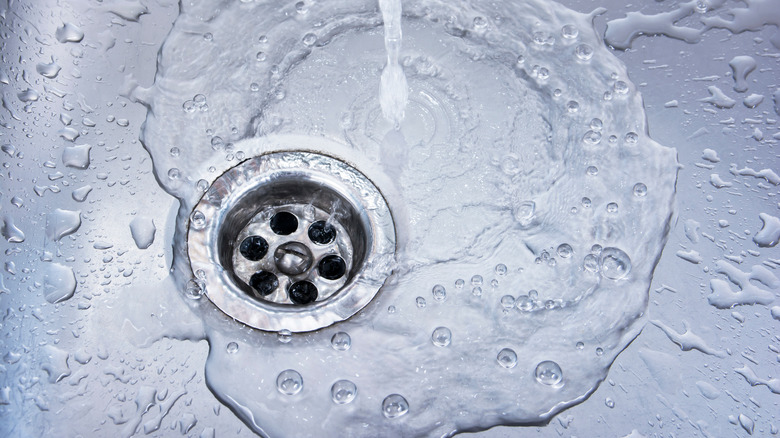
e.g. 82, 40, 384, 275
126, 0, 677, 435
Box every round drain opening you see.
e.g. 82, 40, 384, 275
187, 151, 396, 332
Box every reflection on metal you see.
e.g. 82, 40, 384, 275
187, 151, 396, 332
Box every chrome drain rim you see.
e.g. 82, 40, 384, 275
187, 151, 396, 332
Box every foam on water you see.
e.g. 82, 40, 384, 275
133, 0, 677, 435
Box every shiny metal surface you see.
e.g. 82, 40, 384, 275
187, 150, 396, 332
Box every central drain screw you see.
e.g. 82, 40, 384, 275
289, 281, 318, 304
239, 235, 269, 261
249, 270, 279, 297
274, 242, 314, 276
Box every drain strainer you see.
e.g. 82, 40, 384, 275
187, 151, 396, 332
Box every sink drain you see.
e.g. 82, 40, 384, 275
187, 151, 396, 332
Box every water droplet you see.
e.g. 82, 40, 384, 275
605, 397, 615, 408
295, 1, 308, 14
416, 297, 426, 308
454, 279, 465, 289
583, 254, 599, 273
17, 89, 40, 102
500, 295, 515, 309
561, 24, 578, 39
190, 210, 206, 230
534, 361, 563, 386
168, 168, 181, 180
276, 370, 303, 395
331, 380, 357, 404
278, 329, 292, 343
387, 305, 396, 314
614, 81, 629, 94
516, 295, 534, 311
36, 60, 62, 79
55, 22, 84, 43
633, 182, 647, 197
590, 118, 603, 130
431, 327, 452, 347
574, 43, 593, 61
226, 342, 239, 354
591, 244, 603, 254
496, 348, 518, 368
197, 179, 209, 191
596, 347, 604, 356
203, 32, 213, 41
624, 131, 638, 144
606, 202, 618, 213
472, 287, 483, 297
331, 332, 351, 351
473, 16, 487, 29
575, 342, 585, 350
495, 264, 507, 276
556, 243, 573, 258
302, 32, 317, 46
432, 284, 446, 302
382, 394, 409, 418
583, 130, 602, 145
566, 100, 580, 113
185, 279, 204, 299
255, 51, 267, 62
471, 275, 483, 286
581, 197, 592, 208
599, 247, 632, 280
586, 166, 598, 176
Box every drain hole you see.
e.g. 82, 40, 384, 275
319, 255, 347, 280
289, 281, 318, 304
308, 220, 337, 245
239, 235, 269, 261
270, 211, 298, 235
249, 271, 279, 297
274, 241, 314, 276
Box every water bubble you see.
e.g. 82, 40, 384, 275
169, 147, 180, 157
331, 332, 351, 351
581, 197, 592, 208
608, 134, 618, 143
532, 31, 552, 45
382, 394, 409, 419
561, 24, 578, 39
575, 342, 585, 350
302, 33, 317, 46
226, 342, 239, 354
197, 179, 209, 192
276, 370, 303, 395
431, 327, 452, 347
258, 35, 268, 43
432, 284, 447, 302
185, 279, 203, 299
528, 290, 539, 300
583, 254, 599, 273
256, 51, 267, 62
416, 297, 426, 308
591, 244, 603, 254
556, 243, 573, 258
387, 305, 396, 314
633, 182, 647, 197
500, 295, 515, 309
472, 287, 483, 297
574, 44, 593, 60
586, 166, 598, 176
606, 202, 618, 213
496, 348, 518, 368
553, 88, 562, 98
583, 130, 602, 145
454, 279, 465, 289
190, 210, 206, 230
182, 100, 195, 113
331, 380, 357, 404
566, 100, 580, 113
614, 81, 629, 94
590, 118, 603, 131
596, 347, 604, 356
167, 168, 181, 180
193, 94, 207, 106
473, 16, 487, 29
599, 247, 632, 280
603, 91, 613, 101
471, 275, 483, 286
605, 397, 615, 408
295, 1, 308, 14
513, 200, 536, 226
534, 361, 563, 386
516, 295, 534, 311
278, 329, 292, 343
250, 83, 260, 92
624, 132, 638, 144
203, 32, 213, 41
494, 264, 507, 276
537, 67, 549, 80
516, 55, 525, 65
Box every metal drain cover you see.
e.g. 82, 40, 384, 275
187, 151, 396, 332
